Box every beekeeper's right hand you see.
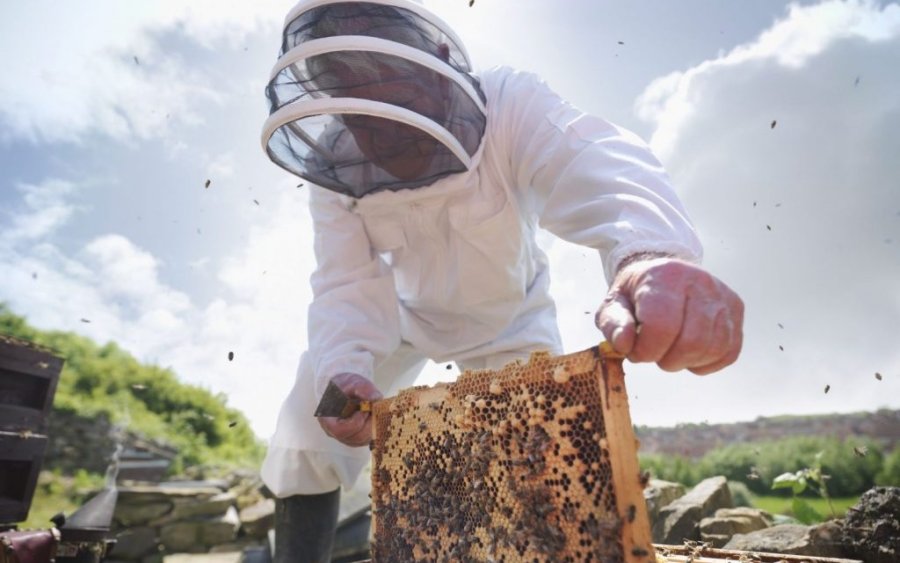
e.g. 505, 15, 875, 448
317, 372, 383, 447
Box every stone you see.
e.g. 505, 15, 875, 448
169, 492, 236, 521
208, 539, 267, 553
714, 506, 774, 524
724, 521, 848, 558
653, 503, 702, 545
116, 486, 225, 524
239, 499, 275, 539
160, 521, 202, 553
115, 501, 174, 527
699, 507, 773, 547
198, 506, 241, 547
110, 526, 160, 559
841, 486, 900, 563
116, 485, 231, 527
643, 479, 686, 523
119, 485, 225, 500
159, 480, 230, 491
652, 475, 733, 544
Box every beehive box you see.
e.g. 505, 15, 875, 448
0, 334, 64, 525
370, 343, 653, 562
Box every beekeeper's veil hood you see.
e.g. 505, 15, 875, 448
262, 0, 487, 198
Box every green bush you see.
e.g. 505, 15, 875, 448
640, 435, 889, 497
638, 453, 700, 487
876, 447, 900, 486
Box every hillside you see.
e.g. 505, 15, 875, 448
0, 303, 264, 475
636, 409, 900, 458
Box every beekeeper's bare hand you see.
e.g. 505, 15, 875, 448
317, 372, 383, 447
595, 257, 744, 374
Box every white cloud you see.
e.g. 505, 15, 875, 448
206, 152, 237, 181
3, 180, 80, 242
83, 235, 192, 315
0, 176, 315, 438
0, 1, 289, 144
608, 0, 900, 425
638, 0, 900, 162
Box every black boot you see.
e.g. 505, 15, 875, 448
274, 488, 340, 563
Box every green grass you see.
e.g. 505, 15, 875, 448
751, 494, 859, 520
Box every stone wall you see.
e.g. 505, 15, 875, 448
106, 474, 274, 563
45, 408, 176, 480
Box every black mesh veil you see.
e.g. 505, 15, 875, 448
262, 0, 487, 198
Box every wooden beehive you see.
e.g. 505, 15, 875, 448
0, 334, 64, 525
370, 343, 653, 562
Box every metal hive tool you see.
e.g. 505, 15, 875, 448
370, 343, 654, 562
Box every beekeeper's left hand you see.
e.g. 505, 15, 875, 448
595, 256, 744, 374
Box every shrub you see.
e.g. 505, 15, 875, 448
728, 480, 754, 507
876, 448, 900, 486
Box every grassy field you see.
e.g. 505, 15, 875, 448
751, 494, 859, 519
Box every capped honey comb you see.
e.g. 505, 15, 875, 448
370, 343, 653, 562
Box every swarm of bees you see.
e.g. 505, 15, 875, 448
370, 345, 652, 562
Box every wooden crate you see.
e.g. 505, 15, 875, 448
0, 430, 49, 524
0, 335, 64, 525
0, 335, 63, 433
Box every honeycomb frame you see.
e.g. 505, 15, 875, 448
370, 343, 653, 562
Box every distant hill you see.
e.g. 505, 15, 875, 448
635, 409, 900, 459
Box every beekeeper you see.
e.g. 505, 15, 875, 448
259, 0, 744, 560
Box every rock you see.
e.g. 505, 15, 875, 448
159, 480, 230, 491
716, 506, 774, 524
208, 539, 267, 553
160, 506, 241, 554
724, 521, 847, 558
841, 486, 900, 563
198, 506, 241, 546
652, 475, 733, 544
699, 507, 773, 547
115, 485, 233, 527
169, 492, 236, 521
115, 501, 173, 527
239, 499, 275, 539
653, 503, 702, 545
643, 479, 686, 523
160, 521, 202, 553
110, 526, 160, 559
119, 485, 226, 500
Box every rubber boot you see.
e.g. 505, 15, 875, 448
274, 488, 340, 563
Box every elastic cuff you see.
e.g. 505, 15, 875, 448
605, 241, 702, 283
314, 353, 375, 400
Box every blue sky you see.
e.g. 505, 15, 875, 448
1, 0, 898, 441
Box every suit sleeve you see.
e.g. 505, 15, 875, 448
490, 68, 703, 282
305, 187, 401, 400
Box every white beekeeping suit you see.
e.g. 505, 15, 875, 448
260, 0, 702, 497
